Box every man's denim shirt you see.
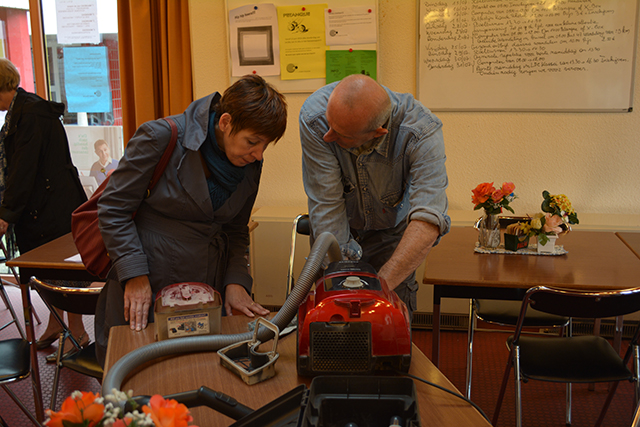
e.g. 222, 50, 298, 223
300, 82, 451, 259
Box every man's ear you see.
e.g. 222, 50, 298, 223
373, 127, 389, 138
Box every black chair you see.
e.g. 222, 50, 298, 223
0, 292, 41, 427
286, 213, 311, 298
493, 285, 640, 427
466, 297, 569, 399
30, 277, 103, 410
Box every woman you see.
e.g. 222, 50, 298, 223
0, 58, 89, 355
95, 75, 287, 365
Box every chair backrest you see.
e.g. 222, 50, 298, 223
30, 278, 102, 316
525, 286, 640, 319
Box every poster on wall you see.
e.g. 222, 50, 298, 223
63, 46, 112, 113
229, 4, 281, 76
65, 125, 123, 197
55, 0, 100, 45
277, 4, 328, 80
324, 6, 376, 45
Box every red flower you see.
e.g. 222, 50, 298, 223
142, 395, 197, 427
472, 182, 495, 206
45, 392, 105, 427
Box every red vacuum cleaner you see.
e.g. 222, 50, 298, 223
297, 260, 412, 376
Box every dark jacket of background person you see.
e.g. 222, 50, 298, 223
0, 87, 86, 253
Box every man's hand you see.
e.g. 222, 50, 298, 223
225, 284, 270, 317
378, 220, 440, 291
124, 275, 152, 331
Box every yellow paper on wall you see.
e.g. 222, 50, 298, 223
277, 4, 328, 80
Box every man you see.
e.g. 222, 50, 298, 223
299, 74, 450, 318
90, 139, 118, 185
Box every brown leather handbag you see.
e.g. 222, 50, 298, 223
71, 117, 178, 278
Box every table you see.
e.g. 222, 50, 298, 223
104, 316, 492, 426
617, 231, 640, 260
424, 227, 640, 367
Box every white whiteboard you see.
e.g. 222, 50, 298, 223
417, 0, 640, 111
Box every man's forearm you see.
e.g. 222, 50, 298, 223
378, 220, 440, 291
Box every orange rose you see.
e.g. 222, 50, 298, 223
45, 392, 104, 427
472, 182, 495, 206
142, 395, 197, 427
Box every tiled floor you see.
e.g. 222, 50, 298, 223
1, 284, 637, 426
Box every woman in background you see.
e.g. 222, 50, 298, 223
95, 74, 287, 366
0, 58, 89, 357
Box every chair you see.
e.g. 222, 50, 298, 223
286, 213, 310, 298
30, 278, 104, 410
493, 285, 640, 427
466, 215, 570, 399
0, 338, 41, 426
0, 281, 41, 426
465, 296, 569, 399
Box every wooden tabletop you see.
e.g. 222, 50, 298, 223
617, 231, 640, 261
424, 227, 640, 291
105, 315, 491, 426
6, 233, 86, 271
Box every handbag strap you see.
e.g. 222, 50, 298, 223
147, 117, 178, 195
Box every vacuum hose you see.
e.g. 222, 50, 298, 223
102, 231, 341, 395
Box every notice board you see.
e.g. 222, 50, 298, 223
226, 1, 379, 93
417, 0, 640, 111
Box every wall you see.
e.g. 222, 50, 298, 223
189, 0, 640, 220
189, 0, 640, 315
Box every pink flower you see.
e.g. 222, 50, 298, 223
501, 182, 515, 195
491, 189, 505, 203
542, 213, 564, 235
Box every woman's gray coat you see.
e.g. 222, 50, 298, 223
94, 92, 260, 365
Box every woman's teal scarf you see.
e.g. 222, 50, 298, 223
200, 112, 246, 211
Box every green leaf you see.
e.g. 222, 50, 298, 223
538, 234, 549, 245
504, 205, 515, 214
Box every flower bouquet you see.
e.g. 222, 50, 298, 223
471, 182, 517, 216
521, 191, 579, 247
472, 182, 517, 248
45, 389, 199, 427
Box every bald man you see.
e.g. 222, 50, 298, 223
300, 74, 450, 319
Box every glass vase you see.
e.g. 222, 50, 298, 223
477, 213, 501, 249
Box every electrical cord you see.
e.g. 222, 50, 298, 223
396, 371, 491, 424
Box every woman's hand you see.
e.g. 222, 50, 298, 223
225, 284, 270, 317
124, 275, 152, 331
0, 219, 9, 237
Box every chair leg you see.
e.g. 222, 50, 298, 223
493, 345, 515, 426
634, 344, 640, 403
1, 384, 43, 426
465, 299, 475, 400
594, 381, 621, 427
514, 346, 523, 427
565, 383, 572, 425
631, 399, 640, 427
49, 332, 67, 410
0, 280, 27, 340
